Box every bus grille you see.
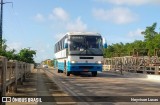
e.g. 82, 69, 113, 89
80, 57, 94, 59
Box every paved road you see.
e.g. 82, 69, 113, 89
5, 68, 160, 105
44, 68, 160, 105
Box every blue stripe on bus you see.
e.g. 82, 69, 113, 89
57, 62, 102, 72
57, 62, 65, 71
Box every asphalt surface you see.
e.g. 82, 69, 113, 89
45, 68, 160, 105
5, 68, 160, 105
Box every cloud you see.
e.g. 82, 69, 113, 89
127, 28, 144, 41
49, 7, 69, 21
93, 7, 137, 24
95, 0, 160, 5
66, 17, 87, 32
7, 42, 23, 52
128, 28, 144, 37
53, 33, 65, 41
49, 7, 87, 32
34, 13, 45, 22
48, 7, 88, 42
33, 41, 54, 62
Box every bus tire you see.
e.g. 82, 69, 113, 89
57, 69, 61, 73
92, 71, 97, 77
66, 71, 70, 76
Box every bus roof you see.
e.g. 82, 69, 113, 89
66, 32, 101, 36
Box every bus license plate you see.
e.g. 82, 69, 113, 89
83, 69, 88, 71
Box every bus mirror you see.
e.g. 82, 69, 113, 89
102, 38, 107, 48
64, 39, 68, 48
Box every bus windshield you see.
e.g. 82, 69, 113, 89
69, 35, 103, 56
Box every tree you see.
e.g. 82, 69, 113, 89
141, 22, 160, 55
132, 40, 146, 49
104, 22, 160, 57
141, 22, 157, 41
4, 49, 16, 60
154, 35, 160, 48
0, 39, 36, 63
0, 39, 7, 56
19, 48, 36, 63
104, 45, 115, 58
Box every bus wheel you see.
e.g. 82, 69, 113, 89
92, 71, 97, 77
57, 69, 61, 73
66, 71, 70, 76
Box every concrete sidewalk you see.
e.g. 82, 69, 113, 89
103, 70, 160, 82
5, 69, 76, 105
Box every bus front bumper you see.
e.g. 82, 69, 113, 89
67, 63, 102, 72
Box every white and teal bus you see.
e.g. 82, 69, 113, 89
54, 32, 107, 76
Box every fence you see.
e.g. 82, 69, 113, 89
103, 56, 160, 75
0, 56, 34, 98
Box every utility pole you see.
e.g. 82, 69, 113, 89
0, 0, 3, 50
0, 0, 13, 50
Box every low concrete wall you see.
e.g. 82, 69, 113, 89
147, 75, 160, 81
103, 65, 112, 71
0, 56, 34, 100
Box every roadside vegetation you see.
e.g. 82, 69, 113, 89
0, 40, 36, 63
104, 22, 160, 58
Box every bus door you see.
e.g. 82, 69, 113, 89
64, 60, 66, 72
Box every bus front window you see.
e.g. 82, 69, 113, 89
70, 36, 85, 51
69, 35, 103, 56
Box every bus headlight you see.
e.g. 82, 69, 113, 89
71, 61, 77, 63
96, 61, 102, 64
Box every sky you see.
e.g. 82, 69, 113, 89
3, 0, 160, 63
